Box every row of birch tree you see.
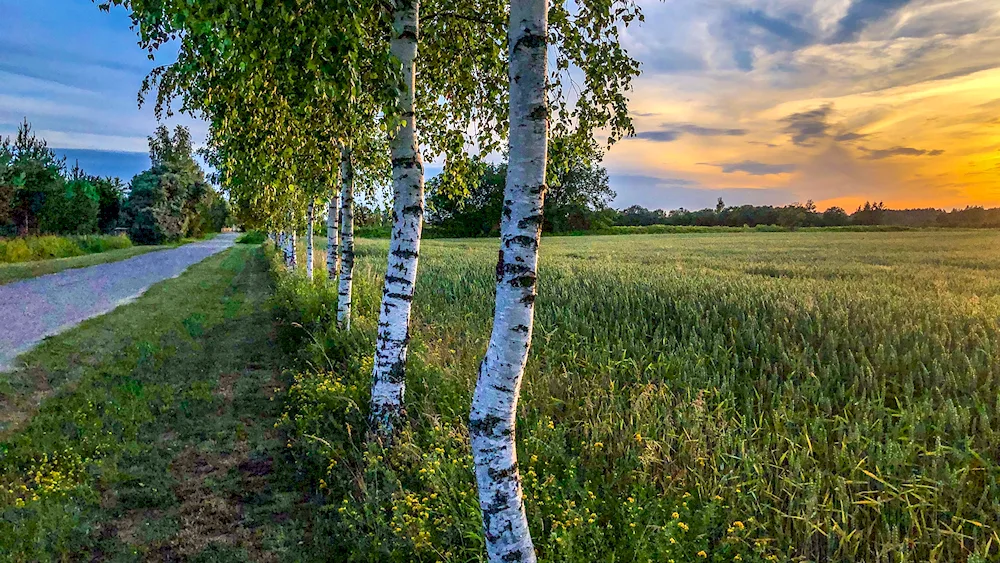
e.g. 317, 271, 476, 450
99, 0, 641, 559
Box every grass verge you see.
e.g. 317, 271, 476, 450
0, 234, 221, 286
0, 245, 306, 561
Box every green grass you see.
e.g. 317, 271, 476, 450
274, 230, 1000, 562
0, 246, 308, 561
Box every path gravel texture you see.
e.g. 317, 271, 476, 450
0, 233, 237, 371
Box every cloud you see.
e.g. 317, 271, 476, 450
633, 123, 748, 142
781, 104, 834, 146
733, 8, 815, 50
634, 130, 681, 142
860, 146, 945, 159
834, 132, 868, 142
831, 0, 916, 43
704, 160, 798, 175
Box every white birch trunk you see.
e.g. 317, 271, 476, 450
368, 0, 424, 439
327, 182, 341, 281
338, 145, 356, 330
285, 228, 297, 270
306, 201, 315, 280
470, 0, 547, 560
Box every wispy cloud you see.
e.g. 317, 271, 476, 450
861, 146, 945, 160
703, 160, 798, 175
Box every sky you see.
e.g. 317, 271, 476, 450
1, 0, 998, 211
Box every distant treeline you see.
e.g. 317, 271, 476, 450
616, 200, 1000, 229
353, 158, 1000, 237
1, 120, 230, 243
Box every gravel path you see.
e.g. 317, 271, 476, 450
0, 233, 237, 371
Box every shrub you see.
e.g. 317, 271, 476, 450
0, 234, 132, 264
236, 230, 267, 244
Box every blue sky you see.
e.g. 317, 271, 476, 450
0, 0, 203, 175
2, 1, 999, 210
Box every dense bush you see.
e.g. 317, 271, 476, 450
0, 234, 131, 264
236, 230, 267, 244
0, 121, 123, 238
123, 126, 230, 244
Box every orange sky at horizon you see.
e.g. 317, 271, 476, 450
604, 0, 1000, 212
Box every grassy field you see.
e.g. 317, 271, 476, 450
275, 230, 1000, 562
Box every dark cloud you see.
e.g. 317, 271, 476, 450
734, 9, 814, 50
702, 160, 798, 175
781, 104, 834, 146
635, 123, 747, 143
831, 0, 915, 43
634, 130, 681, 142
670, 124, 748, 137
633, 123, 748, 143
720, 8, 816, 70
834, 132, 868, 142
861, 146, 945, 159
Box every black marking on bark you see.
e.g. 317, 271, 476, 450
401, 204, 423, 217
501, 263, 533, 277
392, 248, 419, 259
512, 324, 529, 334
392, 156, 422, 169
491, 382, 514, 393
469, 414, 513, 437
520, 293, 536, 304
385, 275, 412, 286
387, 359, 406, 384
517, 214, 543, 229
386, 292, 413, 302
488, 461, 520, 482
515, 31, 546, 52
507, 235, 537, 249
398, 30, 418, 42
495, 250, 505, 283
510, 275, 536, 288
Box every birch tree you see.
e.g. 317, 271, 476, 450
327, 181, 341, 281
469, 1, 643, 559
469, 2, 547, 559
338, 144, 355, 329
368, 0, 425, 438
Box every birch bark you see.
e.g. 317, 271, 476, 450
470, 0, 547, 560
368, 0, 424, 439
286, 228, 297, 270
327, 180, 341, 281
306, 201, 315, 280
338, 144, 356, 329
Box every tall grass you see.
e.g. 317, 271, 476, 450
274, 231, 1000, 562
0, 234, 132, 264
